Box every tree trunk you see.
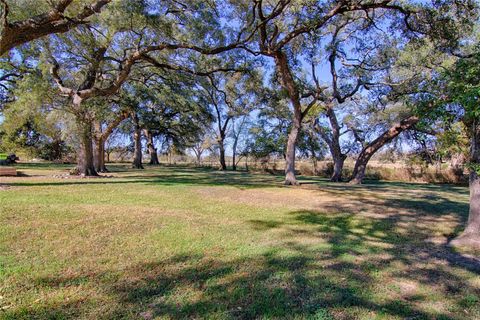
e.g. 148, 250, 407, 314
196, 151, 202, 165
331, 153, 347, 182
326, 108, 346, 182
285, 119, 301, 185
144, 129, 159, 165
92, 113, 128, 173
350, 116, 419, 184
132, 113, 143, 169
76, 120, 98, 176
94, 137, 108, 172
232, 138, 238, 171
451, 123, 480, 249
312, 156, 318, 176
274, 50, 303, 186
218, 138, 227, 170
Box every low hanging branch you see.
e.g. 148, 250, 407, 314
0, 0, 111, 55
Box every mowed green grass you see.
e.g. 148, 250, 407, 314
0, 164, 479, 319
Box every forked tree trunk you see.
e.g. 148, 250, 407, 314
451, 123, 480, 249
76, 120, 98, 176
144, 129, 159, 165
350, 116, 419, 184
92, 113, 128, 173
132, 113, 143, 169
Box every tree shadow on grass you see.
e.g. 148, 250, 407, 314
8, 251, 460, 320
5, 167, 287, 190
3, 167, 477, 319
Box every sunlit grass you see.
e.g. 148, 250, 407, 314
0, 164, 478, 319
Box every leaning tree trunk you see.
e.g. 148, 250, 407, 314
76, 120, 98, 176
349, 152, 370, 185
451, 123, 480, 249
350, 116, 419, 184
144, 130, 159, 165
132, 113, 143, 169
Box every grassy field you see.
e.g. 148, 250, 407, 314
0, 164, 479, 319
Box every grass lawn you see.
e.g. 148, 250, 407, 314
0, 164, 479, 319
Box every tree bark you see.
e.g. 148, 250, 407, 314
232, 136, 238, 171
451, 123, 480, 249
92, 113, 128, 172
311, 156, 318, 176
274, 50, 304, 185
93, 121, 108, 172
285, 119, 301, 185
218, 136, 227, 170
193, 147, 203, 165
132, 112, 143, 169
319, 108, 347, 182
94, 137, 108, 172
144, 129, 159, 165
76, 120, 98, 176
350, 116, 419, 184
331, 153, 347, 182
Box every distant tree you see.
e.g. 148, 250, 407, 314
197, 71, 256, 170
230, 114, 252, 171
42, 1, 249, 175
190, 130, 215, 165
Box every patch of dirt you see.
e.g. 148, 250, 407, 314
396, 279, 419, 296
194, 186, 400, 217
